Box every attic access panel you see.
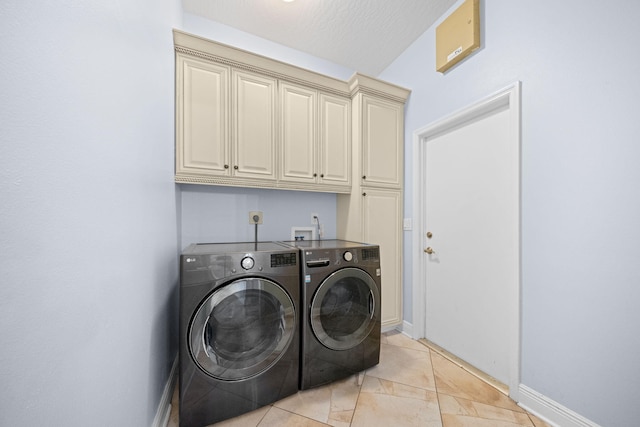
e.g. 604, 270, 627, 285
436, 0, 480, 73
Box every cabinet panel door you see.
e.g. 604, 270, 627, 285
232, 70, 277, 180
280, 83, 316, 183
362, 189, 403, 327
177, 56, 229, 176
319, 94, 351, 187
362, 96, 403, 188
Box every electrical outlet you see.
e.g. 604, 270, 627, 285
311, 213, 319, 225
249, 211, 263, 225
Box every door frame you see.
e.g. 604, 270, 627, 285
411, 82, 521, 398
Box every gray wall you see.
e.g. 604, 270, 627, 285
379, 1, 640, 426
0, 1, 181, 425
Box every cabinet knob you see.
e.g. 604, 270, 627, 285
234, 165, 239, 170
362, 175, 366, 180
313, 173, 317, 177
362, 192, 367, 196
224, 164, 229, 169
320, 174, 324, 178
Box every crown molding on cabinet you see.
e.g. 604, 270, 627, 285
173, 30, 411, 103
348, 73, 411, 104
173, 29, 351, 97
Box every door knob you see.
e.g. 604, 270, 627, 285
426, 232, 433, 238
424, 247, 435, 254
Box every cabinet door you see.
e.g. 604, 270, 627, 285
280, 82, 316, 183
362, 188, 403, 327
232, 70, 277, 180
361, 96, 404, 188
319, 93, 351, 187
176, 55, 229, 176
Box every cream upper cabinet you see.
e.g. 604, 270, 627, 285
174, 30, 352, 192
279, 83, 351, 191
337, 73, 410, 328
361, 95, 404, 189
232, 70, 277, 182
279, 82, 317, 184
175, 56, 277, 184
319, 93, 351, 188
176, 54, 230, 177
337, 186, 404, 328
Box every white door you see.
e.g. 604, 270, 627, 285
414, 84, 520, 392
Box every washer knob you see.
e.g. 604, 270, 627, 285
241, 256, 255, 270
343, 251, 353, 262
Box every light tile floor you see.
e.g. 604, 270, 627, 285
168, 331, 552, 427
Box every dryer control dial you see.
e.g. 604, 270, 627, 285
241, 256, 255, 270
343, 251, 353, 262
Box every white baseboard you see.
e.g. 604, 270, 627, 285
152, 355, 179, 427
399, 320, 414, 338
518, 384, 602, 427
382, 320, 414, 337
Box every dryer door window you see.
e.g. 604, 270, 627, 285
189, 278, 296, 381
310, 267, 380, 351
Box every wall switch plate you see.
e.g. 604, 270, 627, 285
403, 218, 412, 230
249, 211, 263, 224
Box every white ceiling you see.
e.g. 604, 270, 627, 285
182, 0, 458, 76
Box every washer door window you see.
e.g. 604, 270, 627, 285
310, 267, 379, 351
189, 278, 295, 381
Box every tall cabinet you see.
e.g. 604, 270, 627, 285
337, 74, 410, 328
